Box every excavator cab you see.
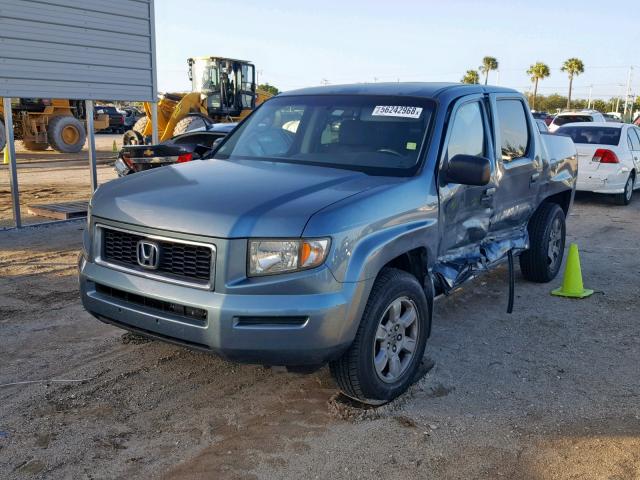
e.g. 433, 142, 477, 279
188, 57, 256, 119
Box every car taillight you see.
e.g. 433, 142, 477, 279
177, 153, 193, 163
121, 153, 133, 168
592, 149, 619, 164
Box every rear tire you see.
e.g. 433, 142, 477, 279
329, 268, 430, 405
123, 116, 149, 145
47, 116, 86, 153
173, 116, 208, 136
22, 141, 49, 151
519, 203, 566, 283
123, 129, 143, 145
614, 174, 634, 206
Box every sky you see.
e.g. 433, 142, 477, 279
154, 0, 640, 101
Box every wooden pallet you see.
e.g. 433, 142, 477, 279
27, 201, 89, 220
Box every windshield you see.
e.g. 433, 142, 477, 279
213, 95, 434, 175
556, 126, 622, 145
192, 60, 219, 92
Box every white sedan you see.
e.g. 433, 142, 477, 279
555, 122, 640, 205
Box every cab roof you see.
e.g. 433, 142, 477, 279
188, 56, 253, 64
279, 82, 520, 99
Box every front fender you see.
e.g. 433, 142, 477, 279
339, 220, 438, 283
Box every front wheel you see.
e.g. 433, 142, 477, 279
520, 203, 566, 283
614, 174, 634, 206
329, 268, 430, 405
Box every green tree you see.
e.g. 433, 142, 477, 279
591, 99, 607, 113
258, 83, 280, 96
479, 56, 499, 85
526, 62, 550, 110
561, 58, 585, 108
461, 70, 480, 84
534, 94, 568, 113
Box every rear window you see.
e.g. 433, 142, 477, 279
553, 115, 592, 126
556, 126, 621, 146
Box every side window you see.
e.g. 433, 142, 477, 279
446, 101, 485, 160
496, 100, 530, 162
630, 129, 640, 151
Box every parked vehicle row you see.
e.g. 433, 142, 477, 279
81, 83, 577, 405
95, 105, 143, 134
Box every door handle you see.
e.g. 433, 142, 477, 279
530, 172, 540, 185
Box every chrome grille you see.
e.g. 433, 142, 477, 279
100, 226, 214, 285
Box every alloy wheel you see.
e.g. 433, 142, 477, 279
373, 296, 419, 383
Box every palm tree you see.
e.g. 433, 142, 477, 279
479, 56, 499, 85
461, 70, 480, 84
527, 62, 551, 110
561, 58, 585, 108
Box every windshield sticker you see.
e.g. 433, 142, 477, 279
372, 106, 423, 119
406, 142, 417, 151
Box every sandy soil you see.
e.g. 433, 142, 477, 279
0, 192, 639, 479
0, 134, 120, 227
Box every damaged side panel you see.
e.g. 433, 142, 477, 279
433, 229, 529, 292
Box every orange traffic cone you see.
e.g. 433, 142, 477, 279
551, 243, 594, 298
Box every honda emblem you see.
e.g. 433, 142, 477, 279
137, 240, 160, 269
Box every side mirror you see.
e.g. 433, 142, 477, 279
445, 154, 491, 186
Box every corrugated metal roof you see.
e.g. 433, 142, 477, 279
0, 0, 157, 101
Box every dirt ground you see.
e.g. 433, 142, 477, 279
0, 191, 639, 480
0, 134, 120, 227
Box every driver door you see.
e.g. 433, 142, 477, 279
438, 95, 496, 259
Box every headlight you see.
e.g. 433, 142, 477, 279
248, 238, 330, 276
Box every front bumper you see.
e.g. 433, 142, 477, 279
79, 257, 370, 366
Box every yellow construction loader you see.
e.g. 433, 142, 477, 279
0, 99, 109, 153
123, 56, 273, 145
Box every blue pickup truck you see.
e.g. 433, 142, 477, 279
80, 83, 577, 404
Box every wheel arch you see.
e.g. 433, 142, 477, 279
538, 189, 572, 217
333, 226, 437, 347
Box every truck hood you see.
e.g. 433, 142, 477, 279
91, 159, 384, 238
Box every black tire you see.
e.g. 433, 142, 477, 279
614, 174, 634, 206
329, 268, 430, 405
519, 203, 566, 283
123, 129, 143, 145
22, 141, 49, 151
0, 120, 5, 151
173, 116, 208, 136
47, 116, 86, 153
123, 117, 149, 145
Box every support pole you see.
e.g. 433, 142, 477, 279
151, 101, 159, 144
623, 67, 633, 121
3, 98, 21, 228
85, 100, 98, 192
